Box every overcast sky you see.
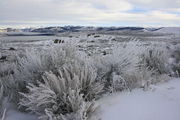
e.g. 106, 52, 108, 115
0, 0, 180, 28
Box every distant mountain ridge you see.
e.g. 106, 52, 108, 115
1, 26, 180, 34
29, 26, 162, 33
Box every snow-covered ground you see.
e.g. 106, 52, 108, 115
4, 79, 180, 120
5, 110, 38, 120
97, 79, 180, 120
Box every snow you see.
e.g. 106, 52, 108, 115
156, 27, 180, 34
98, 79, 180, 120
3, 79, 180, 120
5, 109, 38, 120
1, 100, 38, 120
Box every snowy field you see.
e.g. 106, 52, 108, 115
98, 79, 180, 120
0, 28, 180, 120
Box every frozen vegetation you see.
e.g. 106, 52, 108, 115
0, 28, 180, 120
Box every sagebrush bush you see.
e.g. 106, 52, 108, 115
19, 63, 103, 120
0, 80, 7, 120
123, 67, 155, 90
95, 41, 172, 92
139, 46, 168, 75
95, 41, 141, 92
167, 46, 180, 77
125, 43, 172, 89
15, 44, 76, 84
0, 62, 19, 103
0, 44, 80, 105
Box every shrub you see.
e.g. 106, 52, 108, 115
95, 41, 141, 92
54, 39, 60, 43
0, 56, 7, 61
95, 41, 171, 92
167, 46, 180, 77
14, 44, 76, 85
0, 62, 18, 102
0, 79, 7, 120
0, 44, 78, 105
122, 67, 155, 90
139, 46, 168, 75
94, 35, 100, 38
19, 63, 103, 120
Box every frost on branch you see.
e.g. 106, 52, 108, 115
139, 45, 168, 75
14, 45, 76, 85
19, 63, 103, 120
95, 41, 140, 92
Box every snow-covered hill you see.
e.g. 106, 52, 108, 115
155, 27, 180, 34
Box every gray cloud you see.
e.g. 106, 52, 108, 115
0, 0, 179, 27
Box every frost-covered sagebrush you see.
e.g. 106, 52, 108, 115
15, 45, 76, 84
95, 41, 171, 92
0, 44, 78, 104
0, 79, 7, 120
167, 45, 180, 77
19, 63, 103, 120
139, 45, 169, 75
0, 62, 18, 102
95, 41, 141, 92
